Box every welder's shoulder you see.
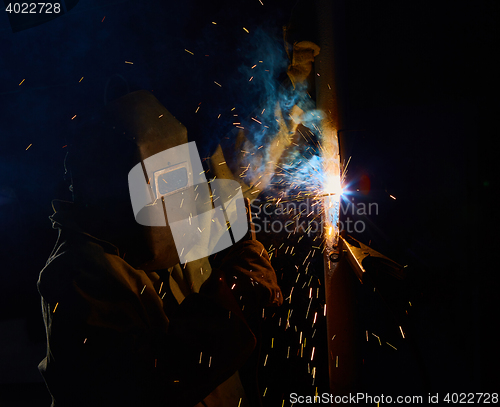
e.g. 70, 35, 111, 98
37, 234, 123, 301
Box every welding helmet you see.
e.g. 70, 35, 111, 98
68, 90, 247, 270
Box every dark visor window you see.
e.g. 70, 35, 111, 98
157, 167, 188, 196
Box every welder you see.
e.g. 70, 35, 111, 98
37, 90, 282, 407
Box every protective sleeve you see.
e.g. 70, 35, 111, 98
37, 234, 256, 407
37, 237, 160, 407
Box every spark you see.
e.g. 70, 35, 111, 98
83, 338, 87, 344
208, 356, 212, 367
140, 285, 146, 294
199, 352, 203, 363
195, 106, 200, 113
19, 79, 25, 86
263, 354, 268, 366
371, 333, 382, 346
158, 114, 163, 118
305, 298, 312, 319
386, 342, 397, 350
341, 156, 352, 180
25, 144, 32, 150
214, 81, 222, 87
251, 117, 262, 124
399, 326, 405, 339
184, 49, 194, 55
79, 77, 84, 82
243, 27, 249, 33
52, 302, 59, 313
258, 0, 263, 4
71, 115, 77, 120
211, 21, 217, 25
125, 61, 133, 64
311, 347, 315, 361
249, 76, 254, 81
101, 16, 105, 22
390, 194, 397, 200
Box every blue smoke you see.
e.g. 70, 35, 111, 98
216, 28, 326, 197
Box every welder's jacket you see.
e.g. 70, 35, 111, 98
38, 207, 282, 407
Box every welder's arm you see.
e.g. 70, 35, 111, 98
202, 198, 282, 312
38, 249, 256, 407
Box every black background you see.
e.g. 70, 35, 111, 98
0, 0, 497, 404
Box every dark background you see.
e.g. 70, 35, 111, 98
0, 0, 497, 405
